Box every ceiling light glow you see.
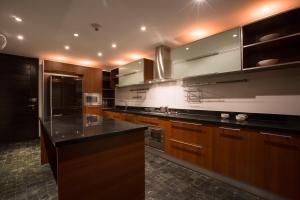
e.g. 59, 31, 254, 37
73, 33, 79, 37
17, 35, 24, 40
233, 34, 238, 38
140, 26, 147, 31
98, 52, 103, 57
112, 43, 117, 48
190, 29, 207, 38
129, 54, 142, 59
64, 45, 70, 50
114, 60, 126, 65
185, 47, 190, 51
55, 56, 66, 61
12, 16, 22, 22
80, 60, 93, 66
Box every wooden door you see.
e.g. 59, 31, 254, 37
256, 132, 300, 199
213, 127, 251, 182
0, 53, 39, 142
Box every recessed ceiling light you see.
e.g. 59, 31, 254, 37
97, 52, 103, 57
12, 16, 22, 22
64, 45, 70, 50
73, 33, 79, 37
112, 43, 117, 48
17, 35, 24, 40
140, 26, 146, 32
233, 34, 238, 38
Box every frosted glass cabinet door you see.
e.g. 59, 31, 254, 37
171, 27, 241, 79
173, 49, 241, 79
171, 27, 241, 62
118, 59, 144, 87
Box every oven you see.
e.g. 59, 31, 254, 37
84, 93, 102, 106
145, 126, 165, 151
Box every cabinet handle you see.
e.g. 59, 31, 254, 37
259, 132, 292, 139
169, 139, 203, 149
219, 127, 241, 131
186, 52, 219, 62
171, 120, 203, 126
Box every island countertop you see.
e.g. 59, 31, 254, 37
40, 115, 148, 147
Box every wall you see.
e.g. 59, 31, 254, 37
115, 67, 300, 116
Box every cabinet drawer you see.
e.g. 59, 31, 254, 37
167, 120, 213, 169
170, 120, 213, 147
168, 138, 210, 168
135, 116, 161, 126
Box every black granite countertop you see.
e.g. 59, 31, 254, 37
107, 107, 300, 134
40, 115, 148, 147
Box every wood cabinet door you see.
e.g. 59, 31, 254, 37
167, 121, 213, 169
213, 127, 251, 182
84, 106, 102, 115
84, 68, 102, 93
255, 132, 300, 200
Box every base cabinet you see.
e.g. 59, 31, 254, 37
103, 111, 300, 199
166, 121, 213, 169
212, 127, 252, 182
253, 132, 300, 200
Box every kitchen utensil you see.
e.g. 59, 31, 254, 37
257, 59, 279, 66
236, 114, 248, 122
159, 106, 168, 113
221, 113, 230, 119
259, 33, 281, 42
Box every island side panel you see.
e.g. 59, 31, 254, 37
40, 127, 58, 181
40, 129, 49, 165
56, 130, 145, 200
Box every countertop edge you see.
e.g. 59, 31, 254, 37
106, 110, 300, 135
39, 118, 148, 147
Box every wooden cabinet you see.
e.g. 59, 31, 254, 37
102, 111, 300, 199
242, 8, 300, 70
252, 131, 300, 199
84, 68, 102, 93
171, 27, 241, 79
166, 121, 213, 169
103, 111, 125, 120
84, 106, 102, 115
213, 127, 253, 182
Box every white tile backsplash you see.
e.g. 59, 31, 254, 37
115, 67, 300, 116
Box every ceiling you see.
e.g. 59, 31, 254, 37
0, 0, 299, 69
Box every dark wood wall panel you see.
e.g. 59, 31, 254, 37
44, 60, 102, 93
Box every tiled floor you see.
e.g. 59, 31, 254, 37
0, 140, 261, 200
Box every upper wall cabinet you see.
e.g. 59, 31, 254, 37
242, 8, 300, 71
116, 58, 153, 87
171, 27, 241, 79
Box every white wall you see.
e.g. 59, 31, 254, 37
115, 67, 300, 116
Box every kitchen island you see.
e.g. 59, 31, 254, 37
40, 115, 147, 200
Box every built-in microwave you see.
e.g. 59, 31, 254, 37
84, 93, 102, 106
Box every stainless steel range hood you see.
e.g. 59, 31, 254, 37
152, 45, 172, 83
